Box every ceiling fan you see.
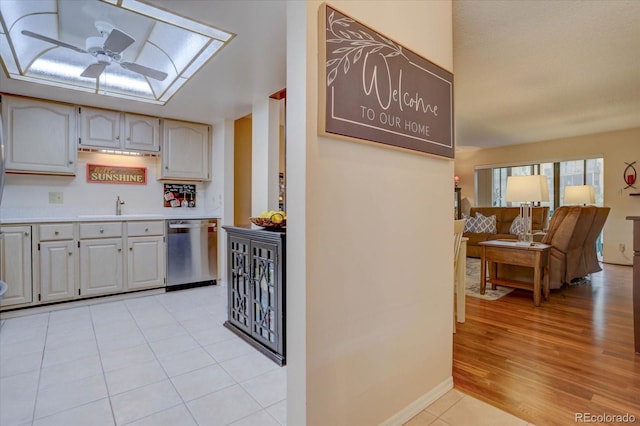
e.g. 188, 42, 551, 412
21, 21, 168, 81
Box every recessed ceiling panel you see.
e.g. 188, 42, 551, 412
0, 0, 235, 104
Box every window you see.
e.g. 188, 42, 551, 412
476, 157, 604, 210
476, 157, 605, 259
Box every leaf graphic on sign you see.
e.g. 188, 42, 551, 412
325, 10, 407, 87
354, 49, 362, 63
327, 67, 338, 86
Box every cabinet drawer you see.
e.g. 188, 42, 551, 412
127, 221, 164, 237
79, 222, 122, 239
39, 223, 74, 241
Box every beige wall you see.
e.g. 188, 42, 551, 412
233, 116, 252, 226
455, 127, 640, 265
286, 1, 454, 425
233, 115, 286, 223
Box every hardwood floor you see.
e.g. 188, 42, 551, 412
453, 261, 640, 426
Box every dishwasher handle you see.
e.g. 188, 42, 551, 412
168, 222, 217, 230
168, 223, 204, 229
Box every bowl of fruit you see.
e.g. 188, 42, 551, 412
250, 210, 287, 229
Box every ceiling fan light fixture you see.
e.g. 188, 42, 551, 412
86, 36, 105, 54
95, 53, 111, 65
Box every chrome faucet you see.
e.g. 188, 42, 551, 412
116, 196, 125, 215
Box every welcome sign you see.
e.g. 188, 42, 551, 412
87, 164, 147, 185
319, 4, 454, 158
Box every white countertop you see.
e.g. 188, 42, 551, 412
0, 208, 222, 224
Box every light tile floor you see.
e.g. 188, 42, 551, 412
1, 286, 531, 426
403, 389, 535, 426
1, 286, 285, 426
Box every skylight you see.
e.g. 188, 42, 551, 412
0, 0, 235, 105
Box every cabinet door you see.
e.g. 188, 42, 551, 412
127, 236, 165, 290
40, 240, 75, 302
250, 240, 280, 353
161, 120, 210, 180
79, 238, 124, 297
79, 107, 121, 149
2, 96, 77, 175
0, 226, 33, 307
124, 114, 160, 152
228, 234, 251, 334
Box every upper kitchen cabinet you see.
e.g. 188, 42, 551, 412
79, 107, 160, 153
160, 119, 210, 181
1, 95, 77, 175
124, 113, 160, 152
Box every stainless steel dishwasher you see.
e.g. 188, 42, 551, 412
166, 219, 218, 290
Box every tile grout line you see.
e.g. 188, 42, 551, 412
120, 295, 197, 426
3, 287, 285, 426
90, 302, 120, 426
29, 311, 50, 426
160, 288, 285, 426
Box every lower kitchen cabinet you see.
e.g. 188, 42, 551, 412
39, 240, 76, 302
127, 237, 165, 290
223, 226, 286, 365
0, 220, 166, 311
38, 223, 76, 302
0, 225, 33, 307
79, 222, 125, 298
126, 221, 165, 291
80, 237, 124, 297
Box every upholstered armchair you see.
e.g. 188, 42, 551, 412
583, 207, 610, 275
495, 206, 608, 290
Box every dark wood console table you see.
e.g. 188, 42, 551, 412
626, 216, 640, 354
222, 226, 286, 365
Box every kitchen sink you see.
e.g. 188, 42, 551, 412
77, 214, 163, 220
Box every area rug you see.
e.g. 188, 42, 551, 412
465, 258, 513, 300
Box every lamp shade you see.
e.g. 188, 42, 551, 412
505, 175, 550, 203
563, 185, 595, 205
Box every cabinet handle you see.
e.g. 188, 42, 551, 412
116, 136, 120, 140
69, 160, 74, 165
145, 228, 149, 232
127, 137, 131, 141
54, 231, 59, 235
24, 231, 30, 237
130, 247, 133, 251
165, 166, 169, 170
100, 228, 104, 233
118, 248, 122, 252
68, 252, 72, 256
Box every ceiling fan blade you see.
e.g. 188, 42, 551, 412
81, 62, 108, 79
120, 62, 168, 81
104, 29, 134, 54
21, 30, 87, 54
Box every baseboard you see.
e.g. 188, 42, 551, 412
379, 376, 454, 426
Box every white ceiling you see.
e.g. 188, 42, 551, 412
0, 0, 287, 124
454, 0, 640, 149
1, 1, 638, 150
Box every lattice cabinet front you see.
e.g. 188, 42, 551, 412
228, 235, 251, 334
223, 226, 286, 365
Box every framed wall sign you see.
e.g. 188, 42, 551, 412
318, 4, 454, 158
86, 164, 147, 185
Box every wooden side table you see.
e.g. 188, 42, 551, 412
478, 240, 551, 306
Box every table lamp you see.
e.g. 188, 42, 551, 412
505, 175, 550, 243
563, 185, 595, 205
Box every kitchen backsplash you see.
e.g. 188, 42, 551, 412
0, 152, 220, 219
